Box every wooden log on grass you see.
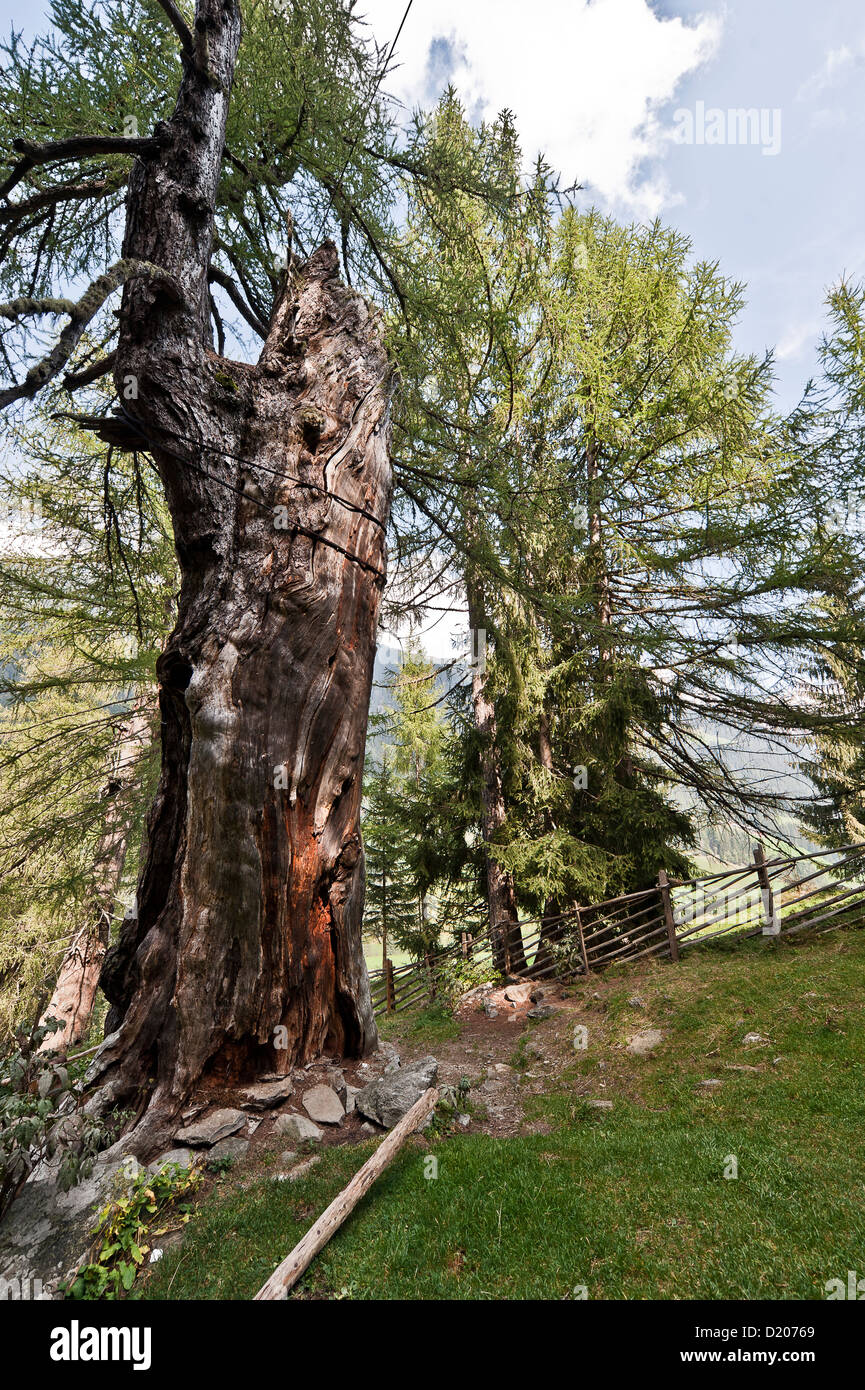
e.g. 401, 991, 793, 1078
253, 1086, 440, 1300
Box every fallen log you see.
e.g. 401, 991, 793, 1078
253, 1086, 440, 1300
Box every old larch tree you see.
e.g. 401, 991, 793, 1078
0, 0, 397, 1147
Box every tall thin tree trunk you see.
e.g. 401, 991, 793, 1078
466, 572, 527, 976
89, 1, 392, 1149
38, 700, 152, 1056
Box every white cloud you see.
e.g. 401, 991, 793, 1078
775, 319, 821, 361
362, 0, 722, 218
797, 39, 865, 103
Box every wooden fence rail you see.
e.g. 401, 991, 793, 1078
369, 842, 865, 1018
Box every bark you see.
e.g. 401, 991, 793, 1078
531, 709, 564, 975
90, 0, 392, 1147
38, 701, 152, 1056
466, 573, 527, 976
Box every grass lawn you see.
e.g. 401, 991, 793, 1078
142, 927, 865, 1300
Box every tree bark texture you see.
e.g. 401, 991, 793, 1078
466, 574, 526, 976
90, 0, 392, 1145
38, 701, 152, 1056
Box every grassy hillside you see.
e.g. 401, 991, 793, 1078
142, 926, 865, 1301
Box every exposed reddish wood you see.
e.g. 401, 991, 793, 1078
254, 1086, 439, 1300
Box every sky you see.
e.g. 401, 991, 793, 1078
362, 0, 865, 409
2, 0, 863, 654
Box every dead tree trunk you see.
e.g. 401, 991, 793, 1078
38, 701, 152, 1056
90, 0, 391, 1147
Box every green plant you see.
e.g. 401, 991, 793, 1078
66, 1161, 203, 1300
434, 956, 500, 1009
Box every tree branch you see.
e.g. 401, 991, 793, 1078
63, 350, 117, 391
154, 0, 194, 57
0, 259, 182, 409
208, 263, 268, 338
0, 135, 167, 201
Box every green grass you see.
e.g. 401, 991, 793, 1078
142, 927, 865, 1300
362, 939, 412, 974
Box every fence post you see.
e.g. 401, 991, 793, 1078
460, 932, 469, 959
657, 869, 680, 962
385, 958, 396, 1014
575, 906, 590, 975
754, 843, 780, 935
424, 952, 437, 1002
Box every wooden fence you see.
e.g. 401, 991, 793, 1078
368, 842, 865, 1018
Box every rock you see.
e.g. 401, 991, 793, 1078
273, 1113, 322, 1143
302, 1084, 344, 1125
626, 1029, 664, 1056
353, 1056, 438, 1129
0, 1150, 143, 1298
147, 1148, 193, 1174
458, 1114, 471, 1127
344, 1085, 361, 1114
628, 995, 645, 1009
527, 1005, 557, 1020
696, 1079, 723, 1089
208, 1135, 250, 1163
272, 1155, 321, 1183
742, 1032, 769, 1045
586, 1099, 613, 1110
174, 1108, 248, 1147
483, 1004, 499, 1019
481, 1079, 505, 1095
240, 1078, 295, 1110
504, 982, 533, 1005
279, 1150, 298, 1166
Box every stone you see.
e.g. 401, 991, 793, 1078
628, 996, 646, 1009
208, 1135, 250, 1163
279, 1150, 298, 1166
483, 1003, 499, 1019
742, 1032, 769, 1045
458, 1114, 471, 1127
696, 1079, 723, 1089
344, 1085, 361, 1114
353, 1056, 438, 1129
147, 1148, 193, 1174
503, 982, 533, 1005
626, 1029, 665, 1056
527, 1005, 557, 1020
586, 1099, 613, 1110
273, 1112, 322, 1143
174, 1108, 248, 1147
240, 1078, 294, 1109
302, 1084, 344, 1125
0, 1149, 143, 1299
272, 1155, 321, 1182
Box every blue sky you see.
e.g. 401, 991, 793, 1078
364, 0, 865, 409
2, 0, 862, 408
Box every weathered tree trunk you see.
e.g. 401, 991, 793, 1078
90, 0, 391, 1148
466, 574, 527, 976
38, 701, 152, 1056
